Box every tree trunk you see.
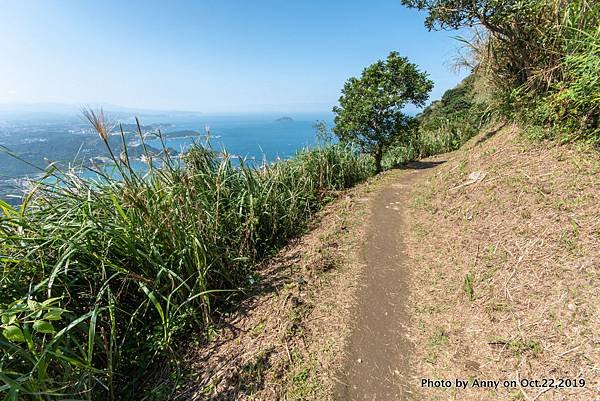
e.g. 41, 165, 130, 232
374, 146, 383, 174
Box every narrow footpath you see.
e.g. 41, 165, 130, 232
335, 161, 443, 401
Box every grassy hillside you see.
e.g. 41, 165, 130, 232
0, 115, 373, 400
383, 73, 493, 169
405, 124, 599, 400
402, 0, 599, 143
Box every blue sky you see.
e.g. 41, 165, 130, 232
0, 0, 469, 113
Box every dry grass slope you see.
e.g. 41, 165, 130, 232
405, 124, 599, 400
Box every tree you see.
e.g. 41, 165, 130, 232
399, 1, 599, 89
399, 0, 523, 34
332, 52, 433, 173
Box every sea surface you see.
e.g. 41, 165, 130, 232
137, 112, 333, 160
0, 112, 334, 205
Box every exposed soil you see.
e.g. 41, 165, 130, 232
334, 161, 444, 401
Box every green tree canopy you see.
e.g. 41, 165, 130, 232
332, 51, 433, 172
399, 0, 524, 35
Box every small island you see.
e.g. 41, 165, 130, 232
275, 116, 294, 122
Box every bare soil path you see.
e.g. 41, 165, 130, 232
335, 161, 444, 401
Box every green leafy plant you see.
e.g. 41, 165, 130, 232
464, 273, 475, 302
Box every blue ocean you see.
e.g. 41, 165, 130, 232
0, 112, 335, 204
130, 112, 334, 160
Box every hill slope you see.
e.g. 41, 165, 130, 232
404, 123, 599, 400
176, 122, 598, 400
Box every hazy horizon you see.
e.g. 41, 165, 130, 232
0, 100, 342, 116
0, 102, 341, 123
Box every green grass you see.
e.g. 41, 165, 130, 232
425, 327, 449, 364
463, 272, 475, 302
0, 111, 374, 400
485, 0, 600, 143
490, 337, 541, 357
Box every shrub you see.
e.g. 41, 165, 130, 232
524, 24, 600, 143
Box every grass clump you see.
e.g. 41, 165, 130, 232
0, 110, 373, 400
425, 327, 449, 364
490, 337, 542, 357
463, 272, 475, 302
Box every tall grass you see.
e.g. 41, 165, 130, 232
523, 19, 600, 142
0, 111, 373, 400
467, 0, 600, 142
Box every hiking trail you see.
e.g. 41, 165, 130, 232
336, 160, 444, 401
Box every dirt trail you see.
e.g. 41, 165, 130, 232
335, 161, 443, 401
